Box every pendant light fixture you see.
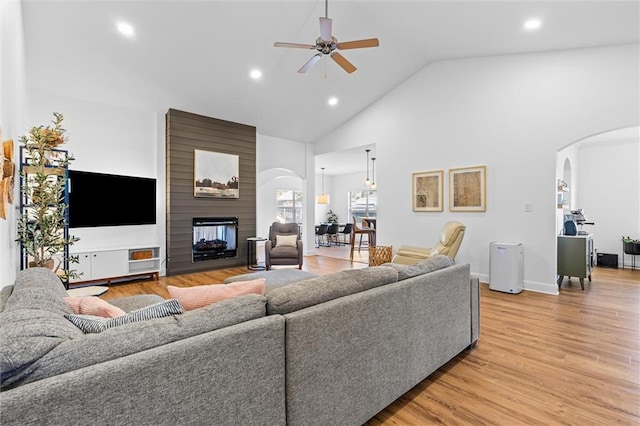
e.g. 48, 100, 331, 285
364, 149, 371, 186
371, 157, 377, 190
317, 167, 330, 204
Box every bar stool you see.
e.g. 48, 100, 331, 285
350, 217, 376, 261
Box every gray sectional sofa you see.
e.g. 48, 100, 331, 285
0, 257, 479, 425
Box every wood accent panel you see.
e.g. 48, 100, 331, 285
166, 109, 256, 275
104, 263, 640, 425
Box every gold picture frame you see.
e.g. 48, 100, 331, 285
412, 170, 443, 212
449, 165, 486, 212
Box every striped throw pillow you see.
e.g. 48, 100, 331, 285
65, 299, 184, 334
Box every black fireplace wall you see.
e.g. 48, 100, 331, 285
166, 109, 256, 275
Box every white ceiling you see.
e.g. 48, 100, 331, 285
21, 1, 640, 174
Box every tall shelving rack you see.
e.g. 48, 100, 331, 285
19, 146, 71, 288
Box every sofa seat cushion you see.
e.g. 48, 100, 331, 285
266, 266, 399, 315
383, 255, 454, 281
224, 269, 318, 292
269, 245, 298, 258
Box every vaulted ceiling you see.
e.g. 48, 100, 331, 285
22, 0, 639, 148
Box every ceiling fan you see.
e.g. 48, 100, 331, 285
274, 0, 379, 74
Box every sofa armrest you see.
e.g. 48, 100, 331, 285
297, 240, 304, 264
470, 276, 480, 346
265, 239, 274, 266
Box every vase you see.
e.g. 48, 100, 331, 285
28, 259, 55, 269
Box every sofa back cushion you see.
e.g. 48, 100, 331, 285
266, 266, 398, 315
383, 254, 454, 281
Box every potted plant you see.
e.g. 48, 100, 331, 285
622, 236, 640, 255
327, 209, 339, 224
16, 113, 79, 282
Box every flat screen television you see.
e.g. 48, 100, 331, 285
68, 170, 156, 228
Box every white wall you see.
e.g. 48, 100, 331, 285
319, 171, 373, 221
577, 139, 640, 265
256, 133, 314, 255
315, 44, 639, 293
26, 90, 164, 269
1, 0, 28, 287
556, 143, 579, 233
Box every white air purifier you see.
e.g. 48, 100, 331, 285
489, 242, 524, 294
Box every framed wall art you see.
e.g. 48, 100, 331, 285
449, 165, 486, 212
412, 170, 443, 212
194, 149, 239, 198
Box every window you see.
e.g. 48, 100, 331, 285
348, 190, 377, 223
276, 189, 303, 224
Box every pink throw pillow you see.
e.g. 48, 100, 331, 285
64, 296, 126, 318
167, 279, 266, 311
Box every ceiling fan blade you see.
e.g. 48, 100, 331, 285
336, 38, 380, 50
274, 42, 315, 49
298, 54, 322, 73
319, 17, 333, 41
330, 52, 357, 74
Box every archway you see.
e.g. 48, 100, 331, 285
556, 126, 639, 269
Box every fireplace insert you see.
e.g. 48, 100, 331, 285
192, 217, 238, 262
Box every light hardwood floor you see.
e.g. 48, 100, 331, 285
102, 257, 640, 425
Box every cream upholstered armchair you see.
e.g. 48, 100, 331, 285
265, 222, 303, 270
392, 221, 466, 265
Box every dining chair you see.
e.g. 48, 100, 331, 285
338, 223, 352, 246
326, 223, 340, 246
315, 224, 329, 248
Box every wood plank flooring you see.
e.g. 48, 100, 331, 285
102, 258, 640, 425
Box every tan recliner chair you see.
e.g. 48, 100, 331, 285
392, 221, 466, 265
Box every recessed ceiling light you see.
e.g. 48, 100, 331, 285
250, 69, 262, 80
328, 97, 339, 106
116, 21, 135, 37
523, 19, 542, 31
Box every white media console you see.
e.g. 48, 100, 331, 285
69, 245, 161, 285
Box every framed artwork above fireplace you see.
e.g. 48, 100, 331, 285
194, 149, 239, 198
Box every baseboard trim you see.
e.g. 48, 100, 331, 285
473, 273, 558, 295
524, 280, 558, 295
